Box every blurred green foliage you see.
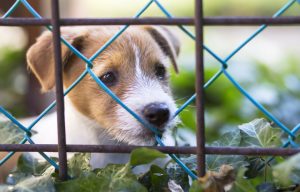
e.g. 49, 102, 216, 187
82, 0, 300, 17
170, 54, 300, 142
0, 47, 27, 117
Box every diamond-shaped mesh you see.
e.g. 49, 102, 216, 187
0, 0, 299, 180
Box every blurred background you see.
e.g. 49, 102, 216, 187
0, 0, 299, 142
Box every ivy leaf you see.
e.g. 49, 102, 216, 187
56, 164, 147, 191
206, 130, 247, 171
243, 157, 265, 179
130, 147, 167, 166
139, 164, 170, 192
15, 154, 54, 175
229, 167, 256, 192
67, 153, 92, 178
6, 153, 55, 185
239, 118, 282, 148
211, 129, 241, 147
4, 154, 56, 191
95, 164, 147, 191
166, 130, 246, 190
55, 173, 107, 192
150, 165, 169, 192
12, 175, 56, 192
0, 120, 24, 144
273, 153, 300, 186
238, 119, 282, 179
94, 164, 133, 180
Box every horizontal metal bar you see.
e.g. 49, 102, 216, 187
0, 144, 196, 154
206, 147, 300, 156
205, 16, 300, 25
0, 18, 193, 26
0, 144, 299, 156
0, 17, 300, 26
0, 18, 49, 26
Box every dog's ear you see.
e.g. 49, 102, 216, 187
27, 28, 87, 92
143, 26, 180, 73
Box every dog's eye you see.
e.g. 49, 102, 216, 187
155, 65, 166, 80
99, 71, 117, 86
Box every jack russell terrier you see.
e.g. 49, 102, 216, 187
0, 26, 180, 181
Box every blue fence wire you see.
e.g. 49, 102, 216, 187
0, 0, 299, 181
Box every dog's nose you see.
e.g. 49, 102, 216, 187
143, 102, 170, 127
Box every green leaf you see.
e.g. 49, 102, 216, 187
56, 163, 147, 192
16, 154, 54, 175
3, 152, 148, 192
239, 118, 282, 148
229, 167, 256, 192
55, 173, 106, 192
243, 157, 265, 179
150, 165, 169, 192
207, 130, 247, 171
55, 154, 146, 192
4, 154, 57, 191
238, 119, 282, 180
0, 120, 24, 144
170, 131, 244, 177
67, 153, 92, 178
94, 164, 133, 180
6, 154, 55, 186
212, 129, 242, 147
139, 164, 170, 192
130, 147, 167, 166
12, 175, 56, 192
273, 153, 300, 186
97, 164, 147, 192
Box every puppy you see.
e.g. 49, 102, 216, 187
0, 26, 180, 181
27, 26, 180, 167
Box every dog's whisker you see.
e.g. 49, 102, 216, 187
174, 96, 192, 102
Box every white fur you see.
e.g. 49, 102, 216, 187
22, 98, 131, 168
114, 43, 178, 145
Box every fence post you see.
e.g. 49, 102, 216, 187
50, 0, 68, 181
195, 0, 206, 177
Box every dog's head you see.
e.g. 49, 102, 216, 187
27, 26, 180, 145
